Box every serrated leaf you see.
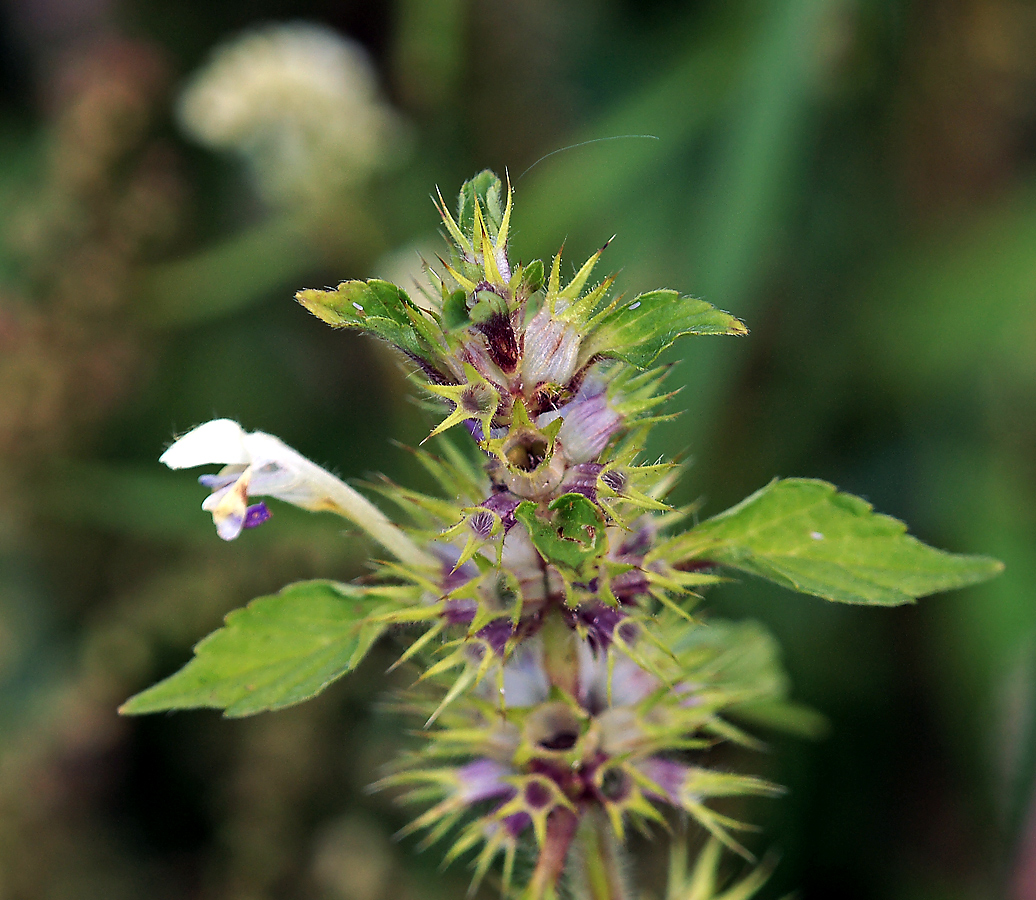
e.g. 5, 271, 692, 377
665, 479, 1002, 606
582, 290, 747, 369
296, 280, 439, 364
514, 493, 608, 572
120, 580, 388, 717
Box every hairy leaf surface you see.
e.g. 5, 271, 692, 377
515, 493, 608, 573
120, 580, 387, 717
582, 290, 747, 368
660, 479, 1002, 605
296, 280, 440, 365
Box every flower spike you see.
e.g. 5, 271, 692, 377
131, 170, 1002, 900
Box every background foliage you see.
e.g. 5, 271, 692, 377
0, 0, 1033, 897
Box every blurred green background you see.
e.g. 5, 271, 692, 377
0, 0, 1033, 897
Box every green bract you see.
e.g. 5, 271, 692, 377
124, 171, 1002, 900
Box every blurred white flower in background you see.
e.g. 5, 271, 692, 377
177, 22, 407, 207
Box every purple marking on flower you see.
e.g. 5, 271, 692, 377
482, 490, 520, 531
600, 469, 625, 493
636, 757, 688, 806
468, 509, 495, 537
243, 502, 272, 529
478, 618, 516, 656
443, 597, 477, 625
524, 780, 553, 809
560, 462, 603, 502
501, 811, 531, 838
576, 604, 626, 651
198, 471, 240, 490
456, 759, 515, 804
464, 419, 484, 442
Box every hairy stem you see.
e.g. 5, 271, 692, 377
527, 809, 580, 900
578, 810, 628, 900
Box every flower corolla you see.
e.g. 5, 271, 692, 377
160, 418, 349, 540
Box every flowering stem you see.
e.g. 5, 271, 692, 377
527, 808, 579, 900
578, 810, 628, 900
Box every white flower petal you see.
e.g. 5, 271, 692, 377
160, 419, 251, 469
521, 305, 581, 388
159, 420, 436, 568
241, 432, 340, 510
499, 642, 550, 708
203, 469, 251, 541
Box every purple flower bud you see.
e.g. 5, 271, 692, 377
478, 617, 516, 656
559, 463, 604, 502
500, 811, 531, 839
482, 490, 520, 531
635, 757, 689, 806
456, 758, 515, 803
443, 597, 477, 625
611, 568, 649, 604
556, 390, 622, 464
574, 603, 626, 650
616, 522, 653, 557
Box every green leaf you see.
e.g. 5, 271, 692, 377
515, 493, 608, 572
663, 479, 1003, 605
582, 290, 747, 369
518, 259, 545, 296
442, 289, 470, 331
468, 288, 508, 325
296, 279, 440, 365
672, 617, 829, 739
120, 581, 387, 717
457, 169, 504, 241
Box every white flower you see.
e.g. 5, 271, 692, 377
161, 419, 435, 569
160, 419, 338, 539
521, 302, 582, 390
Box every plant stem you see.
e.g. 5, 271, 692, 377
578, 810, 628, 900
527, 808, 579, 900
541, 607, 580, 697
